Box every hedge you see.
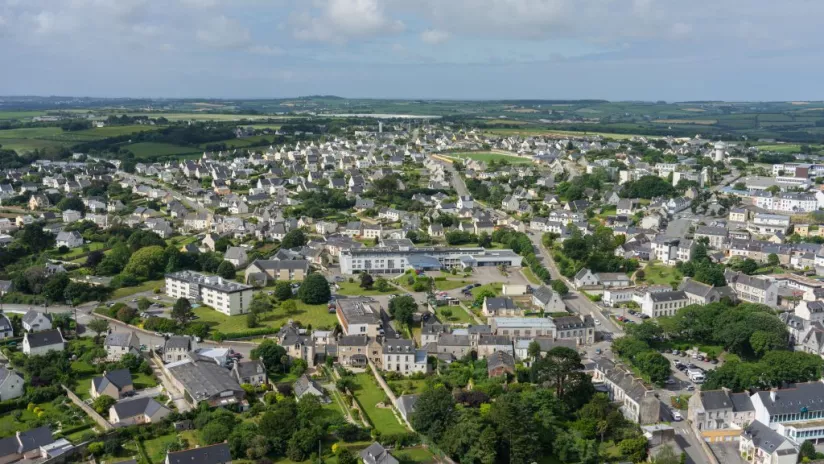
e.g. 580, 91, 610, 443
213, 327, 280, 341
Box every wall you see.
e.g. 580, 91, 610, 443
61, 385, 113, 432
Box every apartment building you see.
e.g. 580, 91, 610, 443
688, 389, 755, 443
340, 246, 523, 274
641, 290, 689, 318
336, 297, 383, 336
165, 270, 254, 316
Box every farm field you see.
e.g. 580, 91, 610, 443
122, 142, 201, 158
485, 128, 656, 140
122, 112, 275, 121
445, 151, 533, 164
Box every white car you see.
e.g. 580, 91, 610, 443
672, 411, 682, 421
594, 319, 601, 325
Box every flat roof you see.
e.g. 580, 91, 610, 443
166, 270, 253, 294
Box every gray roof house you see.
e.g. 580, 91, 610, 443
360, 442, 399, 464
294, 374, 328, 402
109, 397, 170, 427
395, 394, 419, 422
166, 443, 232, 464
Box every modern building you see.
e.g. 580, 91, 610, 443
739, 421, 797, 464
165, 270, 254, 316
336, 297, 383, 336
750, 382, 824, 445
490, 317, 556, 338
340, 245, 523, 274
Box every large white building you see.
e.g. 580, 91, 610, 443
382, 339, 429, 375
165, 271, 254, 316
641, 290, 689, 318
340, 245, 523, 275
753, 192, 820, 213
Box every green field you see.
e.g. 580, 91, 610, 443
336, 281, 396, 296
112, 279, 165, 299
434, 279, 472, 291
436, 305, 473, 324
123, 112, 274, 121
485, 128, 654, 140
640, 263, 682, 287
351, 374, 407, 434
123, 142, 201, 158
445, 152, 533, 164
193, 300, 337, 334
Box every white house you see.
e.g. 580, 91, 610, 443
104, 331, 141, 361
531, 286, 565, 313
382, 339, 429, 375
22, 330, 65, 356
0, 315, 13, 339
55, 231, 83, 249
224, 247, 248, 268
0, 367, 24, 401
574, 268, 600, 288
22, 310, 52, 332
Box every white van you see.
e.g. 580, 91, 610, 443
688, 369, 705, 383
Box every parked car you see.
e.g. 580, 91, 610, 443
710, 359, 719, 365
672, 411, 682, 421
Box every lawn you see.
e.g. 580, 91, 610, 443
520, 266, 542, 285
57, 241, 107, 259
444, 152, 533, 165
394, 447, 437, 464
436, 305, 473, 324
386, 378, 429, 396
122, 142, 201, 158
112, 279, 165, 299
640, 263, 682, 287
434, 279, 473, 291
336, 281, 396, 296
133, 371, 159, 390
0, 402, 58, 438
470, 283, 503, 298
351, 373, 407, 434
193, 300, 337, 333
142, 433, 179, 463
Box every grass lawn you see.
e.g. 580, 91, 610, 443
434, 279, 473, 291
444, 152, 533, 165
351, 374, 407, 434
112, 279, 165, 299
386, 378, 428, 396
57, 241, 107, 259
123, 142, 201, 158
71, 357, 97, 400
520, 266, 542, 285
640, 263, 682, 287
142, 433, 179, 463
394, 447, 437, 464
336, 281, 395, 296
133, 371, 159, 390
194, 300, 337, 333
0, 402, 58, 438
436, 306, 473, 324
470, 283, 503, 298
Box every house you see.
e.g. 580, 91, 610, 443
382, 338, 428, 375
294, 374, 329, 402
688, 389, 755, 443
56, 230, 84, 249
110, 397, 170, 427
435, 333, 472, 360
0, 367, 24, 401
62, 209, 82, 223
739, 421, 797, 464
490, 317, 556, 338
482, 297, 520, 317
232, 360, 267, 386
22, 329, 65, 356
395, 394, 419, 422
531, 286, 565, 313
514, 338, 577, 365
552, 315, 595, 345
680, 278, 731, 305
22, 310, 52, 332
591, 358, 660, 424
166, 443, 232, 464
360, 442, 398, 464
574, 268, 600, 288
163, 336, 195, 363
0, 427, 60, 463
486, 351, 515, 377
336, 298, 383, 337
477, 335, 514, 357
165, 358, 245, 409
337, 334, 370, 367
596, 272, 632, 288
0, 314, 13, 339
91, 369, 134, 399
244, 259, 309, 285
694, 226, 729, 249
104, 331, 141, 361
224, 247, 248, 268
641, 290, 689, 318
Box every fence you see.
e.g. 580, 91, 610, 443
61, 385, 113, 432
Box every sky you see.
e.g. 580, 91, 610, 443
0, 0, 822, 101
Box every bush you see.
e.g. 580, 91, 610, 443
143, 317, 178, 333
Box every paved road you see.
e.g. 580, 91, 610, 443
432, 155, 469, 196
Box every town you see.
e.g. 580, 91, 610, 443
0, 107, 824, 464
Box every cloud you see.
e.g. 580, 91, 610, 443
196, 15, 251, 49
292, 0, 404, 43
420, 29, 449, 45
248, 44, 284, 56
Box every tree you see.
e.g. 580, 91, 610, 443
282, 299, 298, 315
337, 447, 358, 464
298, 273, 331, 304
137, 297, 152, 311
246, 312, 259, 328
92, 395, 116, 414
56, 196, 85, 212
249, 294, 271, 315
171, 297, 193, 325
251, 340, 287, 373
735, 258, 759, 275
123, 245, 166, 279
618, 436, 647, 462
478, 232, 492, 248
85, 250, 104, 269
375, 277, 390, 292
281, 229, 307, 249
531, 347, 584, 398
473, 288, 496, 307
551, 280, 569, 297
527, 340, 542, 360
359, 273, 374, 290
274, 281, 293, 301
388, 295, 417, 327
16, 224, 55, 253
217, 261, 236, 280
651, 444, 681, 464
116, 306, 137, 323
200, 421, 232, 445
87, 318, 109, 340
412, 386, 455, 438
800, 440, 817, 462
768, 253, 780, 266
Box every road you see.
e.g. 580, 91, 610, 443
117, 172, 209, 214
436, 157, 469, 196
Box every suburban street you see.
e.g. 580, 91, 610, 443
118, 172, 209, 214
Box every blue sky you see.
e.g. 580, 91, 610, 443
0, 0, 821, 101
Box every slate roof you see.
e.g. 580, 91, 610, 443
92, 369, 133, 393
22, 310, 49, 325
167, 443, 232, 464
532, 286, 556, 305
485, 297, 516, 311
649, 290, 688, 303
294, 374, 325, 398
360, 442, 399, 464
112, 397, 167, 419
105, 331, 136, 348
24, 329, 63, 348
754, 381, 824, 415
743, 420, 793, 455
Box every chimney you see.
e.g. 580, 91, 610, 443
770, 389, 778, 402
